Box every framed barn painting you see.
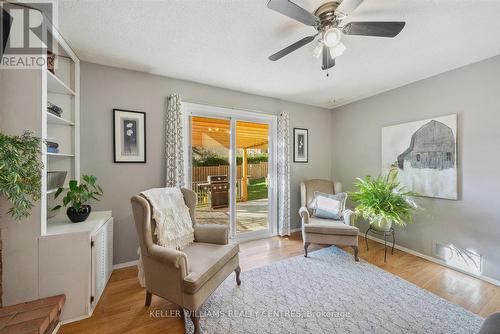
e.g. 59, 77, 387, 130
293, 128, 308, 163
381, 114, 457, 200
113, 109, 146, 163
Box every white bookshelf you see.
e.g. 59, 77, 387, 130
47, 112, 75, 126
46, 187, 66, 195
0, 3, 112, 319
47, 70, 76, 95
47, 152, 75, 157
37, 18, 111, 323
43, 26, 80, 235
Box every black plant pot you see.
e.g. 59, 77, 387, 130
67, 205, 92, 223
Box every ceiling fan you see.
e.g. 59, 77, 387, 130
267, 0, 405, 71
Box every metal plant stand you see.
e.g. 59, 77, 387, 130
365, 226, 395, 262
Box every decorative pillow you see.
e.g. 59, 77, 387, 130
311, 191, 347, 220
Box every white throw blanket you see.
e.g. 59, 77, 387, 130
137, 187, 194, 287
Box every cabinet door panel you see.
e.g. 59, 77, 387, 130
91, 218, 114, 310
93, 224, 105, 305
39, 233, 90, 320
106, 219, 114, 282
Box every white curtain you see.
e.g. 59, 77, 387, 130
165, 94, 185, 187
277, 112, 291, 236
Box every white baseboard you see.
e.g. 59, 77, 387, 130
361, 232, 500, 287
114, 260, 138, 270
290, 227, 301, 233
52, 321, 62, 333
60, 313, 91, 325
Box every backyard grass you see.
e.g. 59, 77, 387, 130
247, 178, 268, 201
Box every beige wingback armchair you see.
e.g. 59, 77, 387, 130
131, 188, 240, 334
300, 179, 359, 261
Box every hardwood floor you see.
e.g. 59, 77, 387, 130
60, 233, 500, 333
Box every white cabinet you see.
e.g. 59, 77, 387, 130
38, 211, 113, 322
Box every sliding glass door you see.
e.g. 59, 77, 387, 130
235, 120, 270, 234
184, 104, 276, 240
190, 116, 231, 227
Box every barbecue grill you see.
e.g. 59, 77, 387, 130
202, 175, 229, 209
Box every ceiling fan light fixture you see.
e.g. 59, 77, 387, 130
329, 42, 346, 58
313, 43, 323, 58
266, 0, 406, 72
322, 28, 342, 48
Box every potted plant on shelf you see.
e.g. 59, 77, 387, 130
0, 131, 43, 220
349, 167, 419, 232
53, 175, 103, 223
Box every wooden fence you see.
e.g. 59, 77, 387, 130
192, 162, 268, 182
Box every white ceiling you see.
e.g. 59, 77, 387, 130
56, 0, 500, 108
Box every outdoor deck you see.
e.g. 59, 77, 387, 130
196, 198, 268, 233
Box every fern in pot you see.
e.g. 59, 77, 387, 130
53, 175, 103, 223
349, 167, 419, 232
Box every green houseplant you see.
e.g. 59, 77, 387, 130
0, 131, 43, 220
53, 175, 103, 223
349, 167, 418, 231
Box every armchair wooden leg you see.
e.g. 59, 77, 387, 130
190, 312, 200, 334
304, 242, 310, 257
145, 291, 152, 307
352, 246, 359, 262
235, 266, 241, 286
178, 306, 185, 321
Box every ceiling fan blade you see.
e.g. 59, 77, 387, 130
267, 0, 319, 26
342, 22, 405, 37
269, 35, 316, 61
336, 0, 364, 15
322, 46, 335, 70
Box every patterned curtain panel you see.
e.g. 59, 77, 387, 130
165, 94, 185, 187
277, 112, 291, 236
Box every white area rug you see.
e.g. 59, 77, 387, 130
185, 246, 483, 334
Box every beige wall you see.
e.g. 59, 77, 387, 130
331, 55, 500, 282
80, 62, 333, 264
0, 69, 43, 305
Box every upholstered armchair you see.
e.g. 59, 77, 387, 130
300, 179, 359, 261
131, 188, 241, 334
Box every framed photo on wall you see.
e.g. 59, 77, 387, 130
293, 128, 308, 163
113, 109, 146, 163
